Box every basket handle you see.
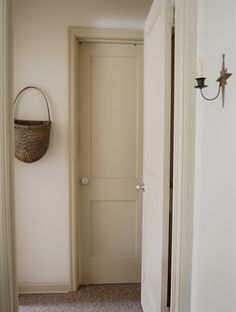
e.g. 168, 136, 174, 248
14, 86, 51, 122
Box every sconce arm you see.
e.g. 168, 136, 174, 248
200, 84, 221, 101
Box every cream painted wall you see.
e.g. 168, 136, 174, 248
192, 0, 236, 311
13, 0, 152, 285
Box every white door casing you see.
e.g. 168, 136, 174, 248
0, 0, 17, 310
141, 0, 172, 311
77, 42, 144, 284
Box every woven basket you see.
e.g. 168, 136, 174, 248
14, 86, 51, 163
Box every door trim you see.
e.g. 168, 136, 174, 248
0, 0, 17, 311
68, 27, 144, 291
171, 1, 197, 312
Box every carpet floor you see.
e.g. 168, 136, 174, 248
18, 284, 143, 312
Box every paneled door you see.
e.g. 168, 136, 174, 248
78, 42, 143, 284
141, 0, 172, 311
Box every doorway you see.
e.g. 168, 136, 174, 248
77, 41, 144, 284
71, 19, 176, 310
67, 2, 197, 305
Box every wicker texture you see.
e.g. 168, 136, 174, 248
14, 86, 51, 163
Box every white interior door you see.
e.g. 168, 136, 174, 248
78, 42, 144, 284
141, 0, 172, 311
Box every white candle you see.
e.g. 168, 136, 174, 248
197, 59, 204, 77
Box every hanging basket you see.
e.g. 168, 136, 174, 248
14, 86, 52, 163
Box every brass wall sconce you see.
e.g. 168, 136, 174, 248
195, 54, 232, 108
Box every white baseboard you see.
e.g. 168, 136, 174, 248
18, 283, 70, 294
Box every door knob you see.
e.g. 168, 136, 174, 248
136, 183, 145, 192
80, 177, 89, 185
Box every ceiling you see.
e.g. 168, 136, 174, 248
71, 0, 154, 29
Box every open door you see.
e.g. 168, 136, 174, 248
141, 0, 172, 311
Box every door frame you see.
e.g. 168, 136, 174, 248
68, 27, 144, 290
0, 0, 17, 311
171, 0, 197, 311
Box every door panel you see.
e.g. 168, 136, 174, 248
90, 200, 137, 257
141, 0, 172, 311
91, 56, 138, 178
78, 42, 143, 284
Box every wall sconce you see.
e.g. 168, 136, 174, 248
195, 54, 232, 108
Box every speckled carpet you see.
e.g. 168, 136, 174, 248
18, 284, 143, 312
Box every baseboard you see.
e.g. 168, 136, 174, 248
18, 283, 70, 294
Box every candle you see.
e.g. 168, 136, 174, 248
197, 59, 204, 77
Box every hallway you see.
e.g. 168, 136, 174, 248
18, 284, 142, 312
